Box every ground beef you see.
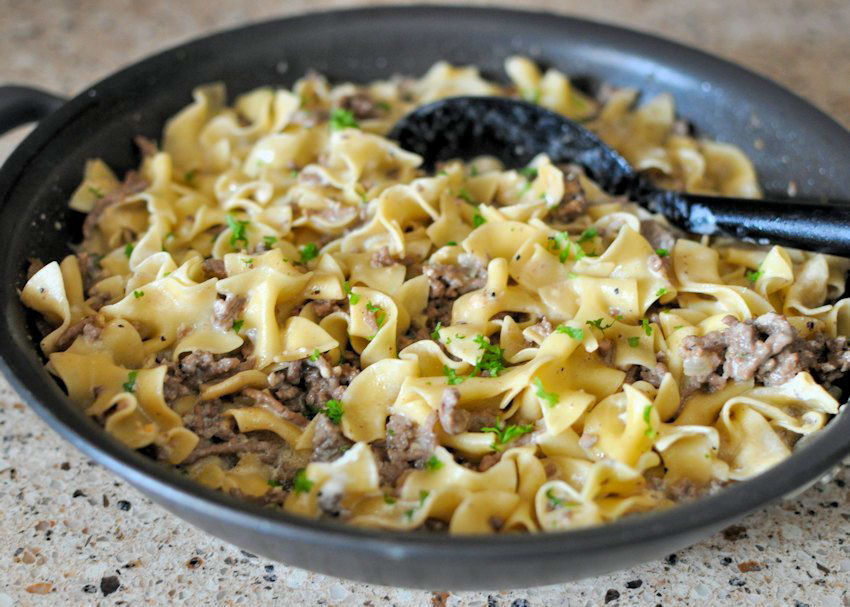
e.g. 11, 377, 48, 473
528, 316, 553, 338
625, 361, 669, 388
420, 254, 488, 331
311, 414, 352, 462
548, 164, 588, 223
134, 135, 158, 157
398, 324, 431, 351
181, 399, 236, 441
339, 92, 388, 120
640, 219, 676, 253
269, 354, 360, 417
82, 171, 149, 239
212, 295, 246, 331
385, 413, 437, 470
75, 252, 104, 291
170, 349, 251, 394
437, 388, 500, 435
55, 315, 104, 351
242, 388, 309, 427
681, 313, 850, 393
202, 258, 227, 280
596, 338, 615, 366
181, 434, 276, 466
312, 299, 345, 319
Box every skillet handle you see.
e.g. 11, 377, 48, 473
0, 85, 65, 136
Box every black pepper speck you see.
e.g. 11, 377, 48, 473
100, 575, 120, 596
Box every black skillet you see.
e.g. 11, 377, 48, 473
0, 6, 848, 590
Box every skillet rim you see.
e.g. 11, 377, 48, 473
1, 2, 849, 568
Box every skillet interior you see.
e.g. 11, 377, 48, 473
1, 5, 849, 589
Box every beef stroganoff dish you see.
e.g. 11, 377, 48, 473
21, 57, 850, 534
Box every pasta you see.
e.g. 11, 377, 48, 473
21, 56, 850, 535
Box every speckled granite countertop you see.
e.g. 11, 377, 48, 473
1, 1, 849, 605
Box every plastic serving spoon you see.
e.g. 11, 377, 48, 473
389, 96, 850, 255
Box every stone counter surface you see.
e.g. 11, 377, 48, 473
0, 1, 848, 605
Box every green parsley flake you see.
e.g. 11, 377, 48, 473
133, 290, 144, 299
518, 166, 538, 181
481, 423, 534, 452
586, 318, 615, 332
365, 301, 386, 329
443, 365, 467, 386
445, 241, 457, 247
343, 281, 361, 305
656, 287, 668, 298
472, 335, 505, 376
578, 227, 598, 243
472, 212, 486, 227
430, 322, 442, 342
232, 319, 244, 333
469, 164, 479, 177
299, 243, 319, 263
88, 185, 104, 199
184, 169, 197, 183
330, 108, 358, 130
437, 170, 448, 177
290, 169, 299, 178
655, 248, 669, 257
226, 214, 250, 250
383, 493, 397, 505
309, 348, 321, 362
458, 187, 477, 205
642, 318, 653, 336
628, 336, 641, 348
242, 257, 253, 265
545, 488, 578, 509
425, 455, 443, 471
547, 231, 571, 263
122, 370, 138, 393
124, 243, 134, 259
643, 404, 656, 438
322, 399, 344, 424
263, 235, 277, 246
267, 479, 282, 488
746, 269, 763, 283
292, 468, 314, 494
556, 324, 584, 340
532, 377, 558, 407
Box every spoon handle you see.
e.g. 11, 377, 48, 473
644, 191, 850, 255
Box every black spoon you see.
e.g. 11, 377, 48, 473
388, 96, 850, 255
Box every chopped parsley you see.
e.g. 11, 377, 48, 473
124, 243, 134, 259
472, 212, 486, 227
242, 257, 253, 265
404, 490, 430, 520
383, 493, 397, 505
226, 214, 250, 250
122, 370, 138, 393
532, 377, 558, 407
430, 322, 442, 342
365, 301, 386, 329
267, 479, 282, 488
443, 365, 467, 386
547, 231, 571, 263
458, 187, 477, 205
642, 318, 653, 336
586, 318, 615, 332
425, 455, 443, 472
578, 227, 598, 243
232, 319, 244, 333
299, 242, 319, 263
556, 324, 584, 340
445, 241, 457, 247
481, 422, 534, 452
87, 185, 104, 199
655, 248, 669, 257
643, 404, 656, 438
133, 290, 144, 299
263, 235, 277, 247
437, 169, 448, 177
545, 488, 578, 509
343, 281, 361, 305
330, 108, 358, 130
309, 348, 321, 362
628, 336, 641, 348
469, 164, 479, 177
290, 169, 299, 178
321, 399, 344, 424
184, 169, 197, 183
518, 166, 538, 181
656, 287, 668, 298
472, 335, 505, 376
292, 468, 314, 494
745, 269, 763, 283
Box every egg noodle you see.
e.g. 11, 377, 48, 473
21, 57, 850, 534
